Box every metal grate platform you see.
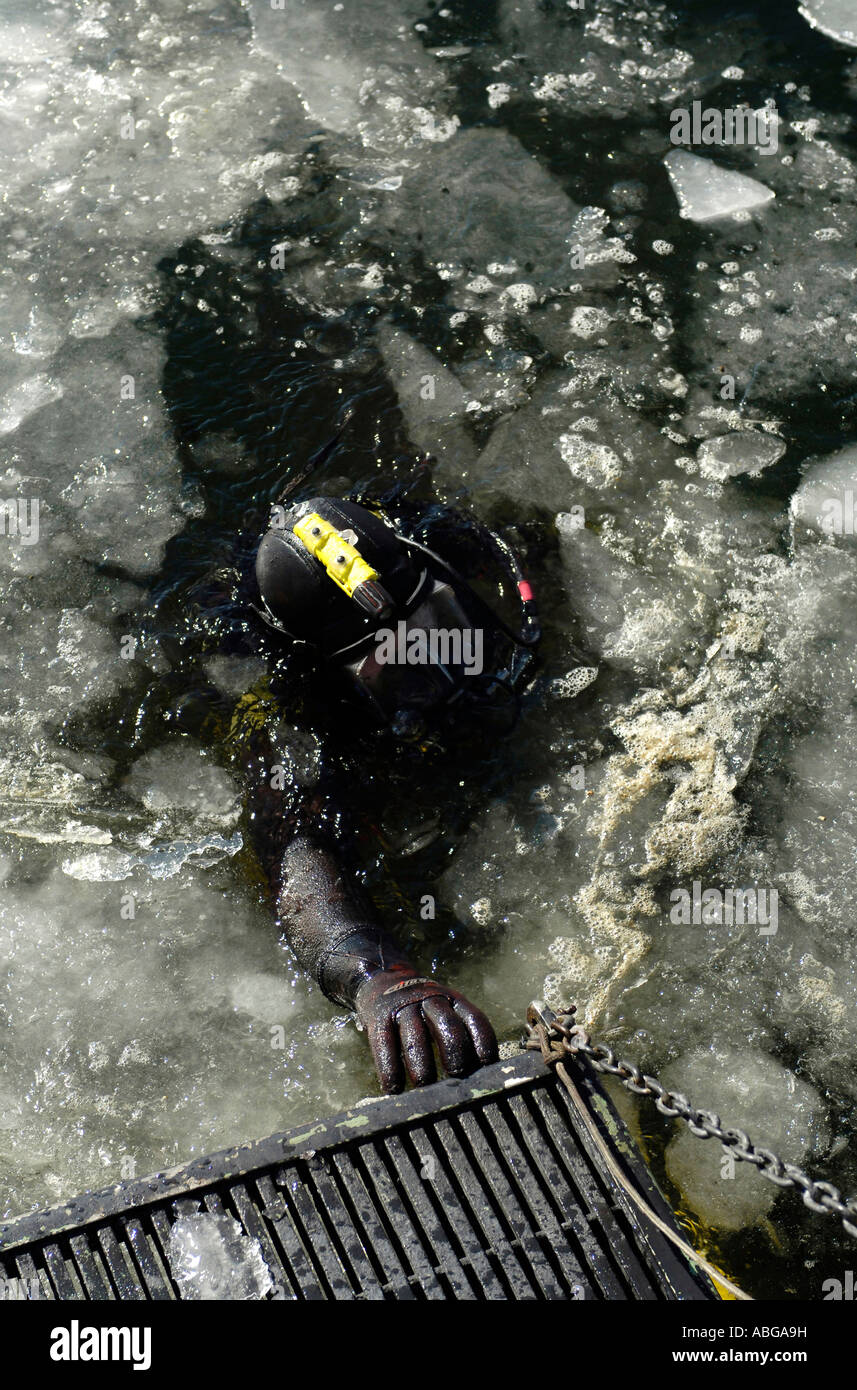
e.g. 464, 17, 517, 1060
0, 1049, 716, 1301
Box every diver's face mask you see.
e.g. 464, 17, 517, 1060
254, 496, 538, 735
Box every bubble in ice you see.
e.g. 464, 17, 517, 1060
568, 306, 613, 340
486, 82, 512, 109
664, 151, 776, 222
168, 1215, 274, 1301
558, 436, 623, 488
500, 282, 539, 314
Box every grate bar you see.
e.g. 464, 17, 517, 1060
0, 1055, 715, 1302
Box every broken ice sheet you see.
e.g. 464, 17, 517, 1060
375, 319, 475, 472
244, 0, 449, 145
664, 151, 775, 222
387, 127, 581, 288
168, 1215, 274, 1301
676, 136, 857, 406
799, 0, 857, 47
61, 832, 243, 882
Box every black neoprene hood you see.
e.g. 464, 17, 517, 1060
255, 496, 422, 649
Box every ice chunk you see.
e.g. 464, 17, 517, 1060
244, 0, 446, 144
498, 0, 694, 123
168, 1215, 273, 1300
123, 744, 240, 823
799, 0, 857, 47
467, 366, 672, 516
664, 151, 775, 222
375, 320, 474, 470
677, 138, 857, 405
791, 443, 857, 541
388, 129, 580, 287
50, 609, 138, 710
0, 375, 63, 435
204, 654, 268, 699
62, 832, 243, 882
11, 306, 65, 359
230, 971, 300, 1024
697, 431, 786, 481
662, 1047, 829, 1230
556, 520, 688, 674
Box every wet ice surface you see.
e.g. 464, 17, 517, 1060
1, 0, 857, 1295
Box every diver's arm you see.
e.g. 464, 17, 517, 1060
276, 835, 413, 1004
277, 835, 498, 1092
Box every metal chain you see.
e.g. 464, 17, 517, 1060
525, 1005, 857, 1241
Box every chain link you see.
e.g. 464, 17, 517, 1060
526, 1005, 857, 1241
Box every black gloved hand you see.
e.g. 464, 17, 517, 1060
354, 966, 498, 1094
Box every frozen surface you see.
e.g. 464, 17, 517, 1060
0, 0, 371, 1217
497, 0, 695, 122
168, 1214, 273, 1300
677, 134, 857, 405
244, 0, 448, 142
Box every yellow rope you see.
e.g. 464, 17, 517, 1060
534, 1024, 752, 1302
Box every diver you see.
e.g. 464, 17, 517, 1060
242, 466, 541, 1094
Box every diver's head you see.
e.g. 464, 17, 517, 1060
255, 497, 416, 646
255, 494, 537, 733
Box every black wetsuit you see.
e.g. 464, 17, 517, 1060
233, 517, 518, 997
225, 492, 529, 1087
